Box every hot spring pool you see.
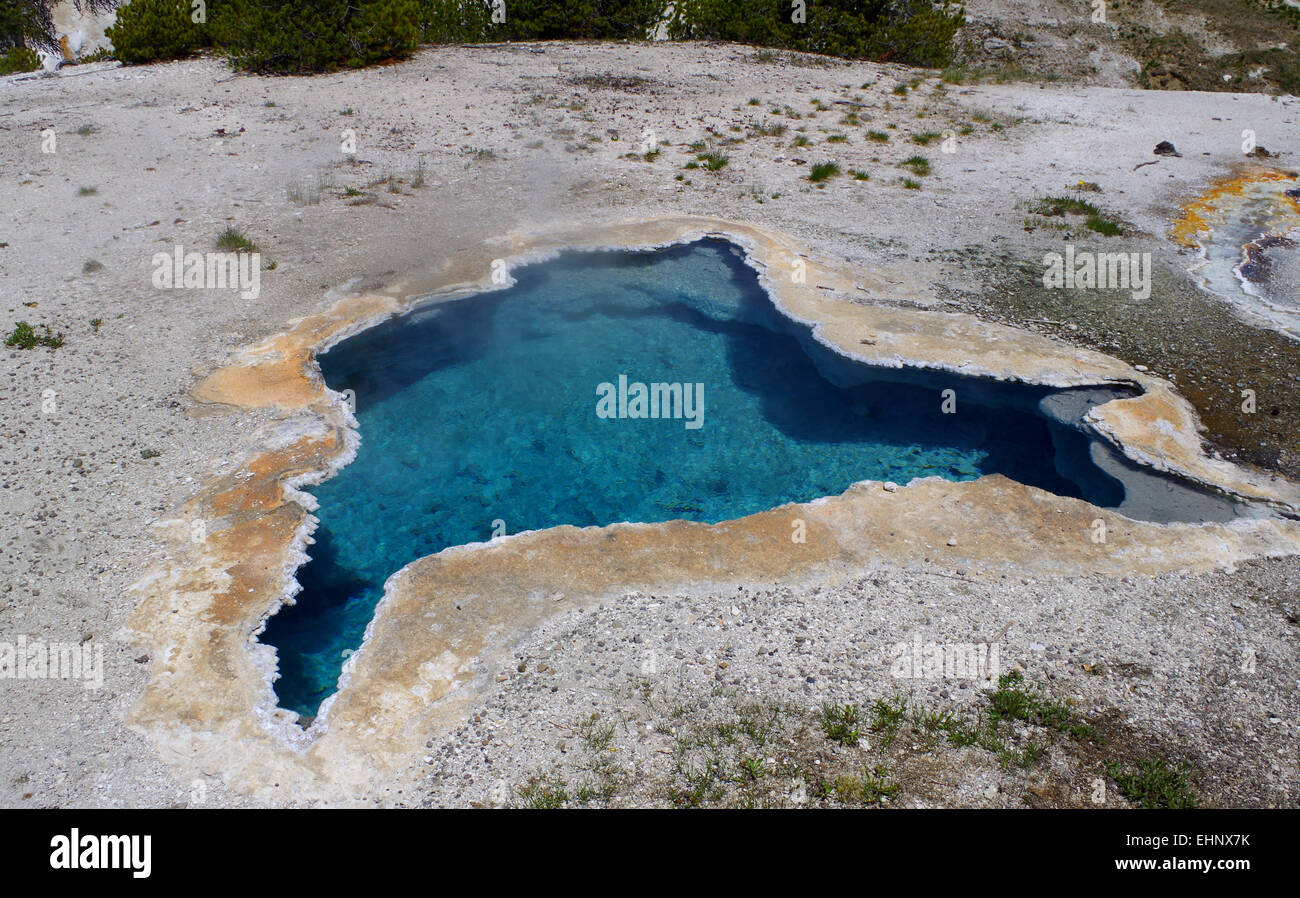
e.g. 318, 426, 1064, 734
260, 238, 1230, 717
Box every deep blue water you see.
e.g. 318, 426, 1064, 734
261, 239, 1126, 717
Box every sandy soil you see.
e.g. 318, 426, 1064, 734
1, 41, 1298, 807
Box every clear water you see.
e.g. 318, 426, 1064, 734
262, 239, 1126, 716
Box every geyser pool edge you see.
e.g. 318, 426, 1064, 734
260, 239, 1251, 719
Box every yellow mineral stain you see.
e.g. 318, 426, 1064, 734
1172, 167, 1298, 248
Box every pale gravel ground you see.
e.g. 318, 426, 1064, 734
0, 42, 1297, 808
413, 561, 1300, 808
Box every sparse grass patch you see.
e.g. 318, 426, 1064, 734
577, 712, 616, 753
696, 151, 729, 171
77, 186, 98, 196
820, 702, 861, 746
511, 708, 625, 808
1028, 195, 1125, 236
1107, 758, 1198, 809
1031, 195, 1100, 217
910, 131, 941, 145
866, 130, 890, 143
514, 775, 569, 809
869, 696, 908, 746
819, 765, 900, 804
504, 660, 1139, 809
287, 174, 323, 206
849, 169, 870, 181
75, 124, 96, 136
1086, 216, 1123, 237
6, 321, 64, 350
902, 177, 921, 190
987, 672, 1096, 741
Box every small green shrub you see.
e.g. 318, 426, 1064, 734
668, 0, 964, 68
416, 0, 492, 43
106, 0, 205, 65
6, 321, 64, 349
210, 0, 420, 74
0, 45, 40, 75
494, 0, 662, 41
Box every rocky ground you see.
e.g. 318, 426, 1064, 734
1, 39, 1297, 807
416, 559, 1300, 808
957, 0, 1300, 94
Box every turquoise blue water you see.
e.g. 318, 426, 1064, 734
262, 239, 1123, 716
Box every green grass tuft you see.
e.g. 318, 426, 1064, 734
696, 151, 729, 171
216, 227, 259, 254
1107, 758, 1198, 809
900, 155, 930, 175
820, 702, 861, 746
809, 161, 840, 182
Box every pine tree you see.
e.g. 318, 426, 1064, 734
0, 0, 118, 52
